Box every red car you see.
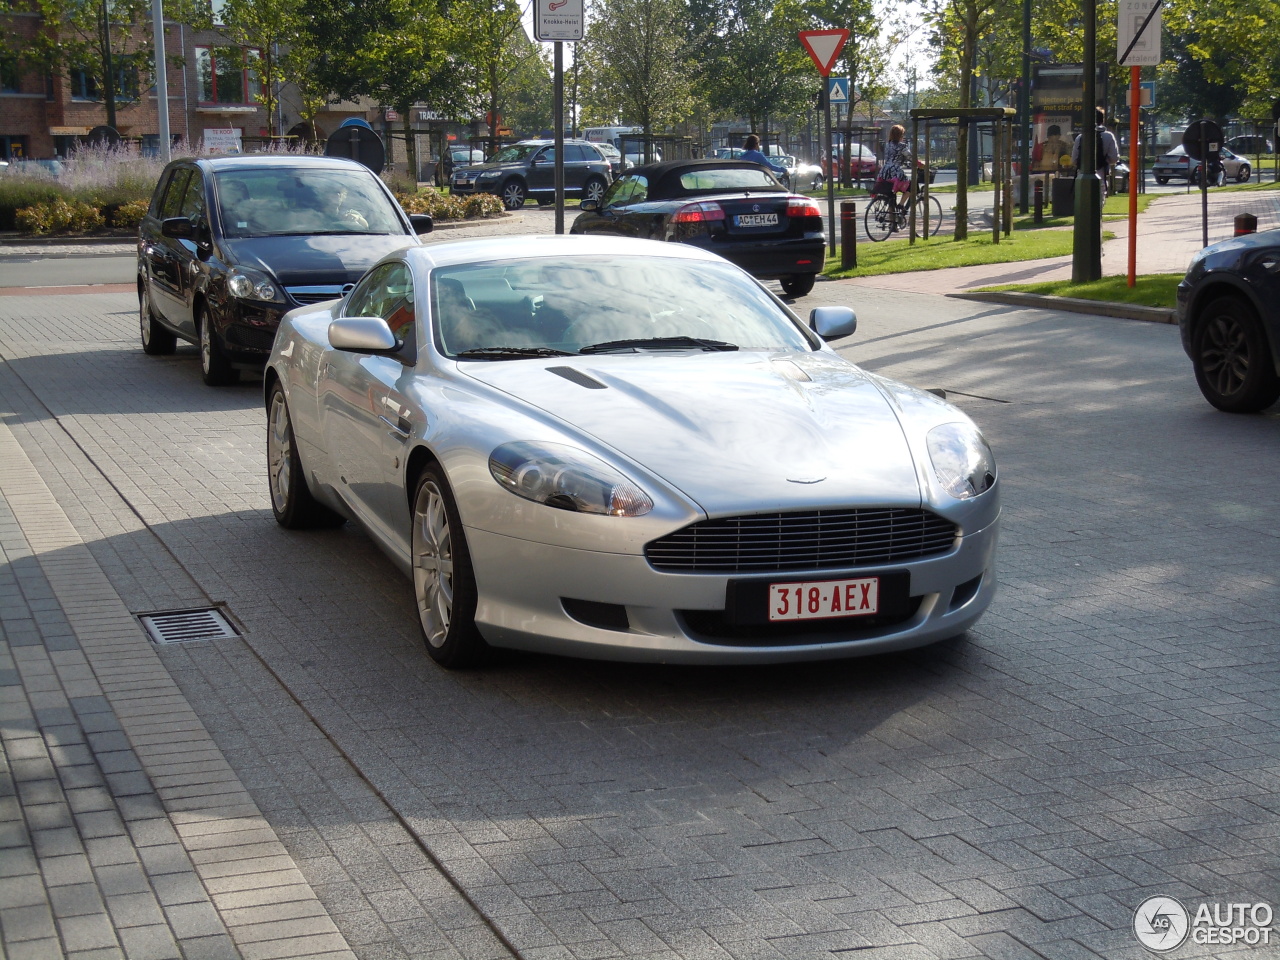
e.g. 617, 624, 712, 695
824, 143, 879, 179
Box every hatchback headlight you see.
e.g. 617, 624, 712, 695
227, 266, 281, 302
489, 442, 653, 516
927, 423, 996, 499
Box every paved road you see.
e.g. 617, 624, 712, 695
0, 259, 1276, 959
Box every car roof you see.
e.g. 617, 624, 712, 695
621, 158, 787, 197
188, 155, 376, 173
404, 234, 726, 272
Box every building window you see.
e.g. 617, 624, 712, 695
68, 66, 138, 102
1, 56, 21, 94
196, 47, 261, 105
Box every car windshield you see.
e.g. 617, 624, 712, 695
492, 144, 541, 163
677, 167, 784, 191
214, 168, 405, 238
432, 256, 814, 358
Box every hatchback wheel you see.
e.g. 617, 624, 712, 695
781, 274, 816, 298
501, 179, 526, 210
1193, 296, 1280, 412
1237, 164, 1251, 183
199, 306, 239, 386
412, 466, 488, 667
139, 285, 176, 355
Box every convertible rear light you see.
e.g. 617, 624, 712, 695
787, 198, 822, 217
672, 201, 725, 223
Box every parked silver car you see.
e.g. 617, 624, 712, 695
1152, 144, 1250, 185
264, 236, 999, 667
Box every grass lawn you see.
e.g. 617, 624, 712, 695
823, 226, 1104, 279
974, 273, 1183, 309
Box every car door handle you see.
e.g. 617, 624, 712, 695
380, 414, 411, 440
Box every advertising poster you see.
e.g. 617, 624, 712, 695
1031, 64, 1108, 173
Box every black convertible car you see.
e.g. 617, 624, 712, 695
570, 159, 826, 297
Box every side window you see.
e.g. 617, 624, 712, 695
537, 147, 555, 164
565, 144, 587, 162
604, 176, 647, 207
158, 169, 191, 219
344, 262, 416, 362
179, 170, 206, 222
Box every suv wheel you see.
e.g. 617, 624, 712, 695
501, 179, 526, 210
582, 176, 607, 205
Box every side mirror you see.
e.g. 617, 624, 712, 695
329, 317, 397, 353
161, 217, 195, 239
409, 213, 433, 235
580, 198, 599, 212
809, 306, 856, 341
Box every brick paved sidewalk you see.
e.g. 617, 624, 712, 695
842, 186, 1280, 296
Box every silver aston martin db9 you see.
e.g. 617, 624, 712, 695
264, 236, 999, 667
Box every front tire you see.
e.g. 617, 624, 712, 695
139, 285, 176, 355
1192, 296, 1280, 412
781, 274, 816, 297
1237, 164, 1251, 183
412, 466, 488, 668
500, 179, 526, 210
267, 382, 346, 528
198, 306, 239, 386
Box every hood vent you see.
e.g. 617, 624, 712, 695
139, 608, 239, 645
547, 366, 607, 389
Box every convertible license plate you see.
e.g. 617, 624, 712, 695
768, 577, 878, 622
735, 213, 778, 227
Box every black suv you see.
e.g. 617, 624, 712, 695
137, 155, 432, 385
451, 139, 612, 210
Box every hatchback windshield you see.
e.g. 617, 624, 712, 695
431, 256, 814, 357
214, 168, 406, 238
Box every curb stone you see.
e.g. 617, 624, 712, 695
949, 290, 1177, 323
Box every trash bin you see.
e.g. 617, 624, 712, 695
1051, 176, 1075, 217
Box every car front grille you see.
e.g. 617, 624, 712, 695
645, 508, 958, 574
286, 285, 349, 305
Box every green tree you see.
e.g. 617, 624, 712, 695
450, 0, 545, 152
579, 0, 694, 152
217, 0, 303, 136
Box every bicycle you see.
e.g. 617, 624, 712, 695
863, 182, 943, 242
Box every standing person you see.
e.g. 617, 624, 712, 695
740, 135, 787, 179
877, 125, 912, 199
1071, 106, 1120, 200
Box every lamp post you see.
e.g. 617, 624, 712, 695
1018, 0, 1030, 213
1071, 0, 1102, 281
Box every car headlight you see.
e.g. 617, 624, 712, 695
489, 441, 653, 517
927, 423, 996, 499
227, 266, 281, 302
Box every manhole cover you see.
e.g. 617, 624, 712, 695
139, 608, 238, 644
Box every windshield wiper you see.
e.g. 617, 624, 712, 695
578, 336, 739, 354
455, 346, 575, 360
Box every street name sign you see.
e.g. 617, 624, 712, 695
535, 0, 583, 42
798, 30, 849, 76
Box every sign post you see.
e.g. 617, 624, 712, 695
534, 0, 584, 234
798, 29, 849, 254
1183, 119, 1222, 248
1118, 0, 1161, 286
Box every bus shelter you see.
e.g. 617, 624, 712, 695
907, 107, 1017, 244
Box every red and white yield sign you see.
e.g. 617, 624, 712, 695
798, 29, 850, 76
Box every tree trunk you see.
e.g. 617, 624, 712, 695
401, 108, 416, 182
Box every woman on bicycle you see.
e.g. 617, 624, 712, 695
877, 125, 912, 199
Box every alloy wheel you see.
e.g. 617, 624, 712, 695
1199, 313, 1249, 397
267, 392, 292, 515
413, 479, 454, 647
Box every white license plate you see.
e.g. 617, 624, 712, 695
768, 577, 879, 622
736, 213, 778, 227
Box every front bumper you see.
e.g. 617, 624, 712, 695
465, 514, 999, 663
213, 299, 287, 366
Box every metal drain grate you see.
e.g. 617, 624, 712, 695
139, 608, 238, 644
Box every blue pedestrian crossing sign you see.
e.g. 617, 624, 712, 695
827, 78, 850, 104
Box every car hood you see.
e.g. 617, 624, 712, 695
219, 234, 416, 286
459, 351, 923, 512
